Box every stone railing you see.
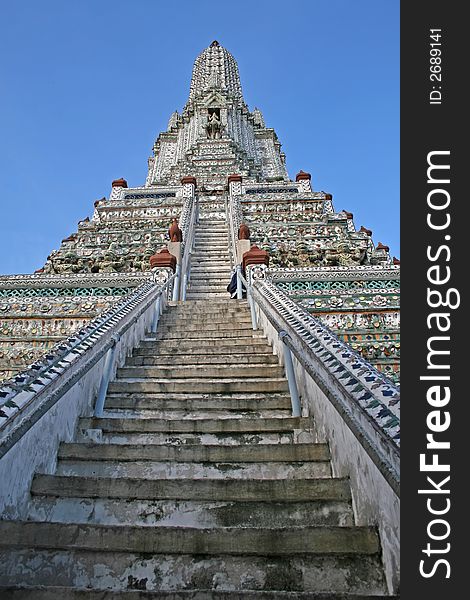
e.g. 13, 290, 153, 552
0, 274, 174, 517
226, 184, 243, 269
245, 269, 400, 591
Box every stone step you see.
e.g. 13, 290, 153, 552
0, 549, 388, 594
138, 340, 269, 352
186, 283, 231, 289
165, 303, 247, 312
187, 288, 228, 294
185, 293, 238, 300
58, 442, 328, 464
0, 588, 398, 599
117, 365, 284, 379
79, 416, 307, 434
31, 474, 349, 502
104, 392, 290, 410
127, 354, 278, 366
108, 377, 289, 394
135, 342, 271, 354
77, 427, 312, 446
156, 321, 253, 332
0, 521, 379, 556
26, 496, 353, 528
162, 314, 249, 322
191, 252, 232, 262
190, 266, 233, 273
190, 274, 231, 280
195, 232, 228, 237
158, 315, 252, 326
188, 286, 228, 292
189, 277, 228, 282
152, 329, 263, 340
191, 251, 230, 255
94, 409, 292, 422
56, 458, 331, 479
170, 299, 246, 307
159, 314, 252, 326
191, 256, 231, 262
189, 274, 231, 281
155, 312, 251, 323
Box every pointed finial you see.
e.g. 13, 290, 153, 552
210, 40, 220, 47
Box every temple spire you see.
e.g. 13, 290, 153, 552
186, 41, 244, 106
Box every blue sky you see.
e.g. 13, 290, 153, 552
0, 0, 399, 274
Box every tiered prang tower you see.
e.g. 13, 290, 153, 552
0, 40, 400, 384
0, 41, 400, 597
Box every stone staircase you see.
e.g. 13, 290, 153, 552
186, 219, 232, 300
0, 219, 395, 598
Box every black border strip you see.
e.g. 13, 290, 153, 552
401, 2, 465, 596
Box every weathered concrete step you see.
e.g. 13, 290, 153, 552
188, 284, 230, 290
167, 301, 247, 309
27, 496, 353, 528
190, 256, 229, 261
155, 325, 254, 336
159, 315, 251, 325
32, 474, 350, 502
104, 393, 291, 410
138, 340, 270, 352
162, 312, 251, 324
186, 293, 231, 299
189, 277, 231, 284
195, 231, 228, 234
189, 278, 228, 284
194, 241, 228, 245
195, 233, 228, 238
193, 247, 228, 251
58, 442, 327, 463
190, 273, 231, 280
0, 551, 388, 594
190, 265, 229, 270
77, 430, 308, 446
0, 522, 379, 555
162, 311, 250, 320
79, 416, 308, 434
57, 458, 331, 479
191, 258, 231, 264
190, 268, 232, 275
0, 590, 399, 600
187, 289, 229, 295
152, 329, 263, 339
117, 365, 284, 379
186, 293, 232, 299
127, 354, 278, 366
192, 252, 228, 258
94, 409, 292, 422
192, 252, 228, 256
108, 377, 289, 394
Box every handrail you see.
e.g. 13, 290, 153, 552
238, 268, 400, 495
0, 274, 175, 457
180, 195, 198, 301
227, 188, 243, 271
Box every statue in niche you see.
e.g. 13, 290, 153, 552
206, 111, 223, 139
